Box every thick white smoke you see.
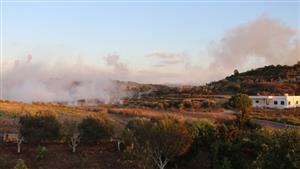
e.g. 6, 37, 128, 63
207, 15, 299, 80
3, 54, 129, 103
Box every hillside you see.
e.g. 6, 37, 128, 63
122, 62, 300, 102
209, 62, 300, 95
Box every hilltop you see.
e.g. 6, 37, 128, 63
209, 62, 300, 95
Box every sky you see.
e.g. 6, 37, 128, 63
1, 0, 300, 85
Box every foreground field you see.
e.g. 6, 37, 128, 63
0, 100, 299, 169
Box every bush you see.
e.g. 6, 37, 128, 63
123, 116, 193, 169
187, 121, 217, 156
78, 113, 114, 143
62, 119, 78, 139
19, 112, 61, 143
36, 146, 48, 160
254, 129, 300, 169
215, 123, 242, 143
210, 141, 246, 169
14, 159, 28, 169
182, 99, 193, 109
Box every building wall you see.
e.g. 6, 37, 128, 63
287, 96, 300, 108
250, 96, 300, 109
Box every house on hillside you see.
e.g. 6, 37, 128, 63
250, 94, 300, 109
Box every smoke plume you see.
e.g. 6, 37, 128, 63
3, 55, 129, 103
208, 15, 299, 80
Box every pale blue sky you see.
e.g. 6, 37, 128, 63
2, 0, 300, 83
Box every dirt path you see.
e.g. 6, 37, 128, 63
251, 119, 300, 129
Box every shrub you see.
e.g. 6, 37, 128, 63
220, 158, 233, 169
78, 113, 114, 143
215, 123, 242, 143
210, 141, 246, 169
123, 116, 193, 169
125, 118, 152, 143
36, 146, 48, 160
62, 119, 78, 139
254, 129, 300, 169
19, 112, 61, 143
187, 121, 217, 156
14, 159, 28, 169
182, 99, 193, 109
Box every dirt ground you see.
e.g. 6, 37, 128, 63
0, 142, 211, 169
0, 142, 139, 169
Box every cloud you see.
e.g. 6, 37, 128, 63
104, 53, 129, 75
146, 50, 187, 66
146, 50, 186, 58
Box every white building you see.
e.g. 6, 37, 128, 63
250, 94, 300, 109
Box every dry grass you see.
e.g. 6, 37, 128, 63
108, 108, 176, 118
0, 100, 98, 119
107, 107, 234, 122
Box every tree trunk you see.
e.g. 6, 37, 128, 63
17, 137, 24, 153
17, 143, 21, 153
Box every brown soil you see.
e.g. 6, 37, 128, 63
0, 142, 139, 169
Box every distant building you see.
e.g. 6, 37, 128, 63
250, 94, 300, 109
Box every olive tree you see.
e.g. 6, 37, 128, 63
229, 93, 252, 120
62, 119, 80, 153
123, 116, 193, 169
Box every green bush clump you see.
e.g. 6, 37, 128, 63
19, 112, 61, 143
123, 116, 193, 169
186, 121, 217, 156
36, 146, 48, 160
78, 113, 114, 143
254, 129, 300, 169
210, 141, 246, 169
14, 159, 28, 169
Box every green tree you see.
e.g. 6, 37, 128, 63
123, 116, 193, 169
62, 119, 80, 153
234, 69, 239, 76
229, 94, 252, 120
